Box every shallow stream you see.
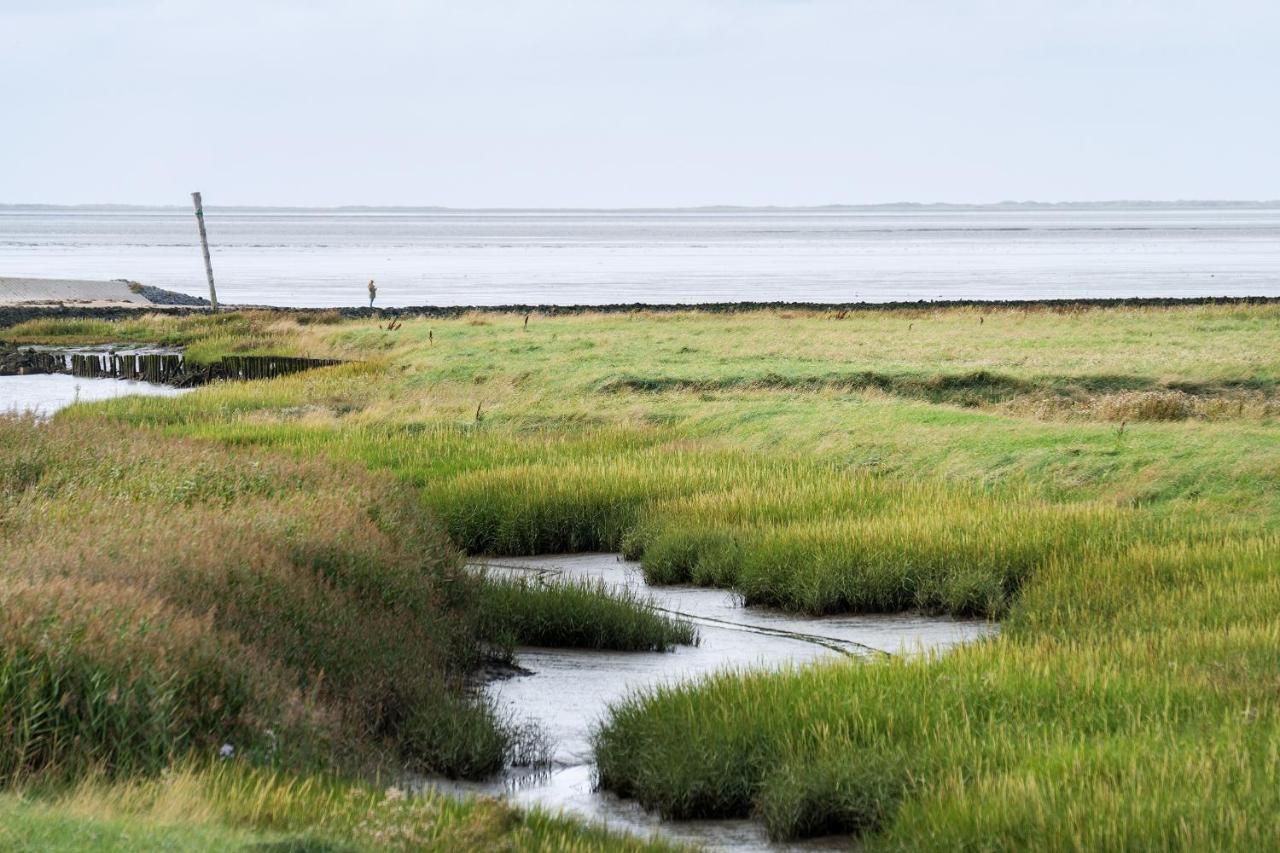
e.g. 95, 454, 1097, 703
427, 553, 996, 851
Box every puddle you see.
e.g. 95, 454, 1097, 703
0, 373, 189, 417
425, 553, 996, 851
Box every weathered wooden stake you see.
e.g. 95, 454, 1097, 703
191, 191, 220, 312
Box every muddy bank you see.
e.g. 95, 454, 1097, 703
5, 294, 1280, 328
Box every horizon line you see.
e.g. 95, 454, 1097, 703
3, 199, 1280, 213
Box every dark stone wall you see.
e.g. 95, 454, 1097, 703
4, 295, 1280, 329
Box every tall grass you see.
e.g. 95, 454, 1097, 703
0, 414, 702, 787
596, 534, 1280, 844
477, 575, 696, 651
627, 480, 1133, 617
117, 418, 1127, 620
0, 577, 280, 785
0, 417, 504, 781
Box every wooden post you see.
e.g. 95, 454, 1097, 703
191, 192, 220, 312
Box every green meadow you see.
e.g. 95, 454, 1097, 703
5, 302, 1280, 848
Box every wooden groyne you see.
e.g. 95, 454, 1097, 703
216, 355, 343, 382
69, 352, 186, 384
2, 345, 342, 387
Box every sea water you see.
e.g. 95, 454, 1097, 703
2, 205, 1278, 307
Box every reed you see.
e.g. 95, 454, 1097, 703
0, 417, 503, 781
0, 414, 701, 785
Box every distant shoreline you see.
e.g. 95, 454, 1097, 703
4, 200, 1280, 214
5, 295, 1280, 329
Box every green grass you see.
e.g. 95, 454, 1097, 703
477, 574, 697, 651
50, 306, 1280, 521
10, 304, 1280, 847
0, 311, 335, 366
596, 535, 1280, 846
56, 415, 1117, 619
0, 763, 686, 851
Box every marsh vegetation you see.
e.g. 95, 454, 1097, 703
0, 413, 694, 850
5, 303, 1280, 847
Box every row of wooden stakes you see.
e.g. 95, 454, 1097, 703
4, 349, 345, 387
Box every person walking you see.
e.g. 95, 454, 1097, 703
367, 279, 377, 308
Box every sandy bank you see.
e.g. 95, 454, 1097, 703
0, 277, 208, 308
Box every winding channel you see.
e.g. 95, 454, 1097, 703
426, 553, 996, 852
0, 367, 995, 850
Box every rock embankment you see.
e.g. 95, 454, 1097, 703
0, 344, 63, 376
4, 294, 1280, 328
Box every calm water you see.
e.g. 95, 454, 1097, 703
3, 206, 1279, 307
427, 554, 994, 851
0, 373, 188, 417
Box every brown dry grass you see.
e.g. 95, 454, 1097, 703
1006, 389, 1279, 422
0, 416, 504, 782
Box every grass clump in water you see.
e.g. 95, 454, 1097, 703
477, 574, 696, 651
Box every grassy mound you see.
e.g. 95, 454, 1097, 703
0, 417, 501, 781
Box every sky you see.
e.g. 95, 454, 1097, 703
2, 0, 1278, 207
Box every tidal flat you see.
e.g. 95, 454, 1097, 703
4, 302, 1280, 849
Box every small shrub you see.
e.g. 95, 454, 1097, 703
295, 310, 344, 326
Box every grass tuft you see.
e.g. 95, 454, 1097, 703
477, 574, 696, 651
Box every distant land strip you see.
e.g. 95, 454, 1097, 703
5, 295, 1280, 328
3, 200, 1280, 213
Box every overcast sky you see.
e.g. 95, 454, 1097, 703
2, 1, 1278, 207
